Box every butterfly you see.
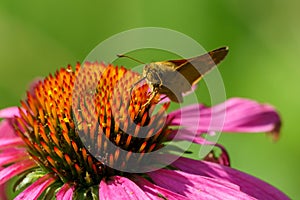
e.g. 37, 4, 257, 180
118, 46, 228, 106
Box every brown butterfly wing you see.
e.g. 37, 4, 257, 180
169, 47, 229, 86
146, 47, 228, 103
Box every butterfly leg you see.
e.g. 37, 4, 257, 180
142, 87, 159, 109
134, 87, 159, 121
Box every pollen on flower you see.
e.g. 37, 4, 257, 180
13, 62, 171, 188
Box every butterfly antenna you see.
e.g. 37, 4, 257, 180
117, 54, 145, 64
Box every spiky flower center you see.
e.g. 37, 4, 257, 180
14, 63, 170, 188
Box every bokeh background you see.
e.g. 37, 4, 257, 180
0, 0, 299, 199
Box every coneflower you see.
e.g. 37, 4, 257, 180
0, 62, 288, 199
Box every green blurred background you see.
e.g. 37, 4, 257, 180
0, 0, 299, 199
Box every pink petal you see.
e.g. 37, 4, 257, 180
0, 160, 36, 185
0, 138, 25, 149
148, 169, 255, 199
99, 176, 151, 200
132, 175, 189, 200
0, 148, 28, 166
56, 183, 74, 200
0, 120, 19, 139
173, 157, 290, 200
15, 174, 56, 200
0, 168, 8, 200
0, 185, 7, 200
64, 186, 74, 199
168, 98, 281, 140
0, 107, 21, 118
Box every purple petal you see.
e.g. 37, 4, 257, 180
15, 174, 56, 200
168, 129, 230, 166
0, 160, 36, 185
56, 183, 74, 200
173, 157, 290, 200
0, 107, 21, 118
99, 176, 151, 200
168, 98, 281, 140
203, 143, 230, 166
168, 128, 215, 145
132, 175, 189, 200
148, 169, 255, 199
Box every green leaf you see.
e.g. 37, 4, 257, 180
14, 169, 46, 192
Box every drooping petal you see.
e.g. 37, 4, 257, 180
0, 107, 21, 118
15, 174, 56, 200
0, 120, 19, 139
99, 176, 151, 200
0, 138, 25, 149
168, 98, 281, 140
200, 143, 230, 166
148, 169, 255, 199
0, 168, 8, 200
172, 157, 290, 200
0, 148, 28, 166
0, 160, 36, 185
56, 183, 74, 200
132, 175, 189, 200
168, 129, 231, 166
0, 186, 7, 200
63, 186, 74, 199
